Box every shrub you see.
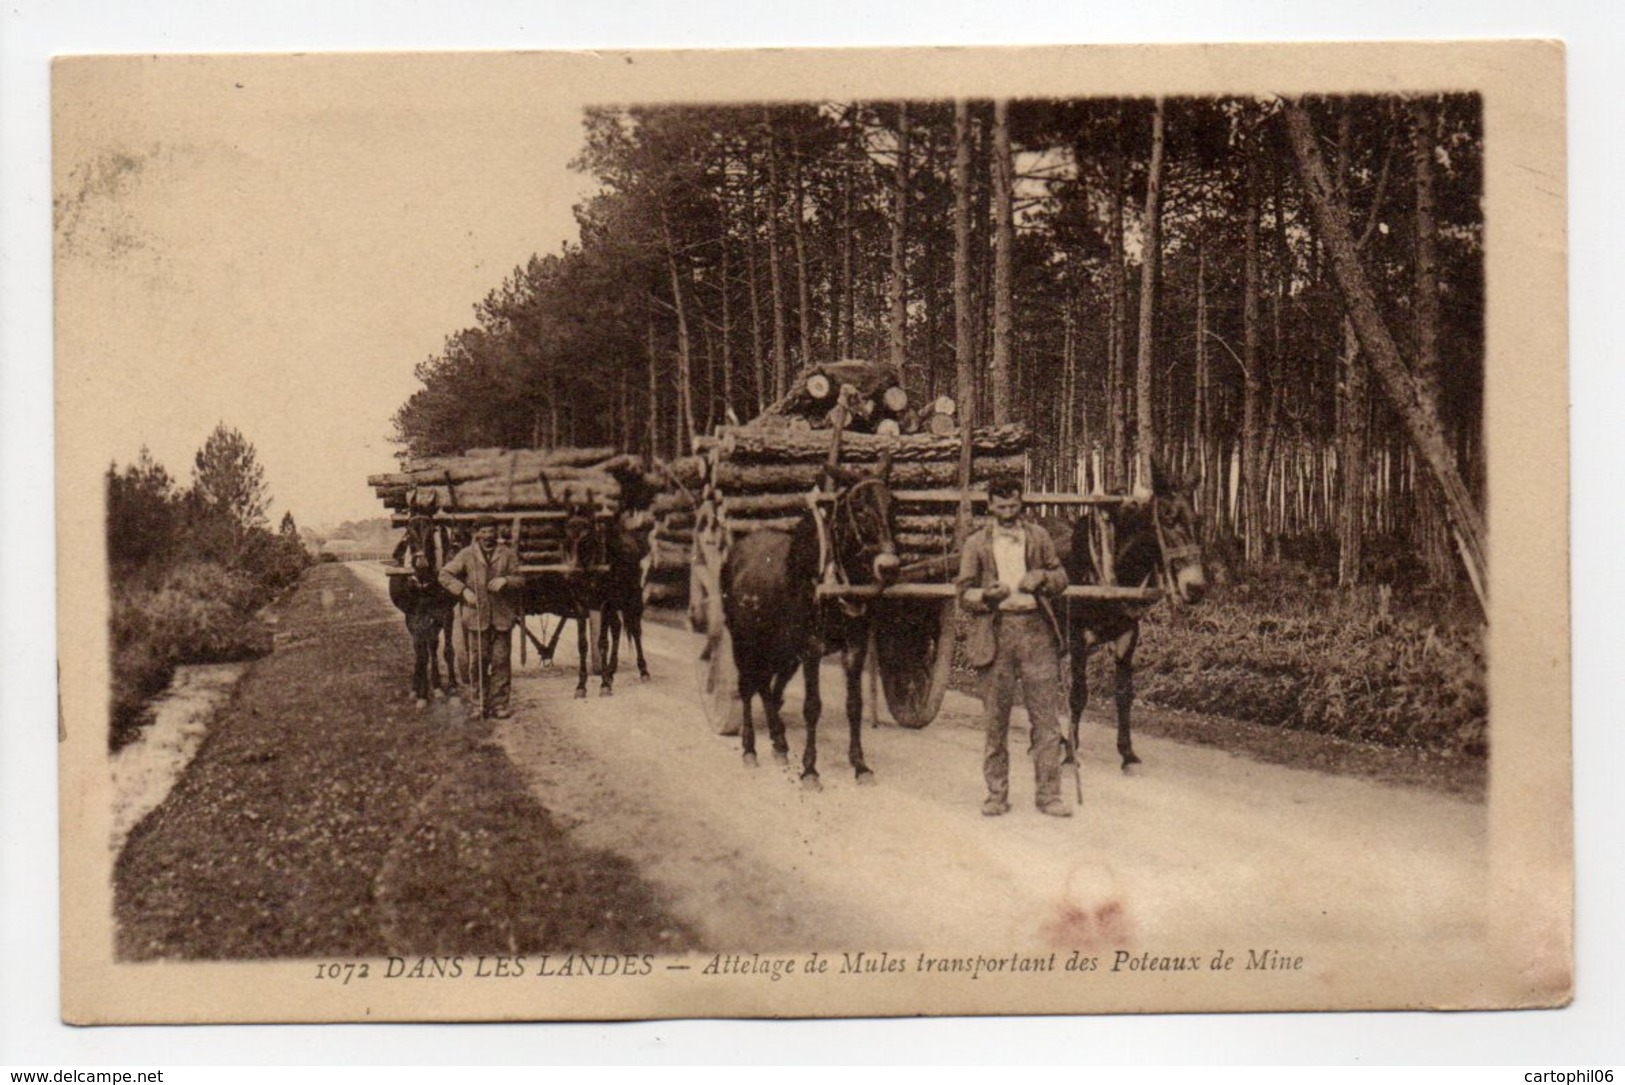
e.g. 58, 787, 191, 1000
106, 565, 279, 750
109, 596, 177, 749
1131, 576, 1486, 754
233, 528, 312, 602
947, 570, 1487, 756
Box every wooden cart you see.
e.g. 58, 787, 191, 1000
686, 433, 1162, 735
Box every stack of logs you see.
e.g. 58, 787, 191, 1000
690, 422, 1032, 583
756, 359, 958, 437
368, 447, 656, 570
645, 487, 698, 603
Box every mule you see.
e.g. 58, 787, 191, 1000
721, 448, 899, 788
1046, 464, 1208, 771
387, 509, 459, 709
592, 512, 654, 695
517, 507, 601, 699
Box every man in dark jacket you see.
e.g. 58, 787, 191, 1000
439, 516, 523, 719
954, 478, 1072, 817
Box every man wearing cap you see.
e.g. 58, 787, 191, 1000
439, 516, 523, 719
955, 478, 1072, 818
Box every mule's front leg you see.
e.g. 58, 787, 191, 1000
411, 629, 432, 708
627, 610, 651, 680
1066, 643, 1090, 765
439, 613, 457, 699
843, 640, 875, 783
764, 662, 794, 766
598, 609, 621, 696
1113, 654, 1140, 769
799, 656, 823, 789
574, 609, 590, 698
739, 680, 759, 768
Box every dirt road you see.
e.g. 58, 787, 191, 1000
350, 562, 1487, 964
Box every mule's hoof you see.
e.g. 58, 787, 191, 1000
855, 770, 877, 786
574, 688, 587, 700
414, 698, 429, 711
800, 773, 823, 792
599, 685, 614, 697
639, 671, 651, 683
743, 752, 758, 768
772, 749, 789, 766
432, 689, 447, 702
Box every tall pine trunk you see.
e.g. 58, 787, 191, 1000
1411, 96, 1455, 584
841, 144, 856, 358
990, 98, 1015, 424
1195, 244, 1215, 521
658, 202, 697, 456
1336, 316, 1369, 586
889, 102, 911, 380
646, 304, 660, 459
1284, 100, 1487, 611
743, 144, 767, 414
763, 109, 789, 401
953, 99, 976, 426
1108, 110, 1129, 490
720, 236, 734, 420
791, 131, 813, 371
1241, 123, 1265, 565
1134, 97, 1166, 489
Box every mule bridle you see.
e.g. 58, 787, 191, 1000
1149, 499, 1202, 605
818, 475, 894, 617
405, 516, 439, 586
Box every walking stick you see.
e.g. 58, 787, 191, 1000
466, 575, 486, 720
476, 592, 488, 719
1068, 713, 1083, 804
1062, 598, 1083, 804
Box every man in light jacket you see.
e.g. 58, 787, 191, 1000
954, 478, 1072, 817
440, 516, 523, 719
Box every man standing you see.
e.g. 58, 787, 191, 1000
440, 516, 523, 720
955, 478, 1072, 817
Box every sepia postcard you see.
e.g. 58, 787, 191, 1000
56, 40, 1569, 1024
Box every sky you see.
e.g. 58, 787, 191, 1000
7, 0, 1625, 1068
54, 54, 600, 532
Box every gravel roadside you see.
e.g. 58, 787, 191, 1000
114, 562, 698, 961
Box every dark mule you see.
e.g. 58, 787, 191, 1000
1047, 464, 1208, 771
388, 509, 459, 708
517, 506, 600, 698
592, 511, 654, 695
721, 450, 899, 788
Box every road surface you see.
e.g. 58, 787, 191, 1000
351, 561, 1487, 970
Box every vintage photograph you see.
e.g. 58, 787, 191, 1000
54, 43, 1569, 1023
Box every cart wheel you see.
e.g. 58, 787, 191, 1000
687, 500, 723, 634
873, 597, 955, 728
695, 626, 742, 735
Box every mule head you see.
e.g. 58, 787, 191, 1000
826, 450, 899, 586
403, 512, 439, 580
562, 504, 603, 571
1146, 464, 1207, 605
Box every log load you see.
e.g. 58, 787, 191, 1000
369, 447, 659, 514
701, 423, 1029, 464
748, 359, 958, 437
686, 419, 1034, 577
712, 454, 1024, 493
